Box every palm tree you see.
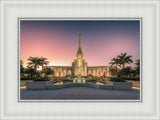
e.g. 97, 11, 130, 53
25, 67, 35, 78
109, 67, 117, 77
27, 57, 41, 78
135, 59, 140, 68
135, 59, 140, 75
118, 66, 132, 77
117, 53, 133, 69
130, 69, 137, 78
39, 57, 49, 73
44, 68, 54, 78
109, 57, 120, 72
20, 60, 25, 77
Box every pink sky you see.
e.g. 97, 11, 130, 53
20, 20, 140, 68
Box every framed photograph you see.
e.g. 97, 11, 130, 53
19, 18, 141, 101
0, 0, 159, 120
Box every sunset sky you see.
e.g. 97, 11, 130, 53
20, 20, 140, 68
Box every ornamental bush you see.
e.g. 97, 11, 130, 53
34, 77, 49, 81
110, 77, 126, 82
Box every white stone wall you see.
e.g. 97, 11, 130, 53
43, 66, 72, 77
44, 65, 110, 77
88, 66, 109, 77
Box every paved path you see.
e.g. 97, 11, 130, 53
20, 87, 140, 100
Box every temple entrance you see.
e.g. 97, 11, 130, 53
73, 74, 86, 83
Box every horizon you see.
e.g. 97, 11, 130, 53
20, 20, 140, 68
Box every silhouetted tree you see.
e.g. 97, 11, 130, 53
109, 67, 117, 77
39, 57, 49, 73
109, 57, 120, 72
27, 57, 41, 78
135, 59, 140, 75
25, 67, 35, 78
20, 60, 25, 76
117, 53, 133, 69
130, 69, 137, 78
118, 66, 132, 77
44, 68, 54, 78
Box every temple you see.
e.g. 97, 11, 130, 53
72, 33, 88, 76
44, 33, 110, 77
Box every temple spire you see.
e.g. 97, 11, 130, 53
78, 32, 81, 48
76, 32, 83, 58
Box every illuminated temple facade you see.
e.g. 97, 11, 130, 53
44, 33, 110, 77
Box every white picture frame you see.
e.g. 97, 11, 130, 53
0, 0, 159, 120
18, 18, 142, 102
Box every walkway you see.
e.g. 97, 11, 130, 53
20, 87, 140, 100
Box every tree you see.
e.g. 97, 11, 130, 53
44, 68, 54, 78
27, 57, 41, 78
25, 67, 35, 78
39, 57, 49, 73
118, 66, 132, 77
20, 60, 25, 76
130, 69, 137, 78
135, 59, 140, 75
109, 67, 117, 77
117, 53, 133, 69
109, 57, 120, 72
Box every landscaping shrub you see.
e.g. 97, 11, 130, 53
63, 79, 72, 83
86, 79, 97, 83
20, 77, 35, 80
65, 75, 71, 78
110, 77, 126, 82
122, 77, 140, 81
34, 77, 49, 81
